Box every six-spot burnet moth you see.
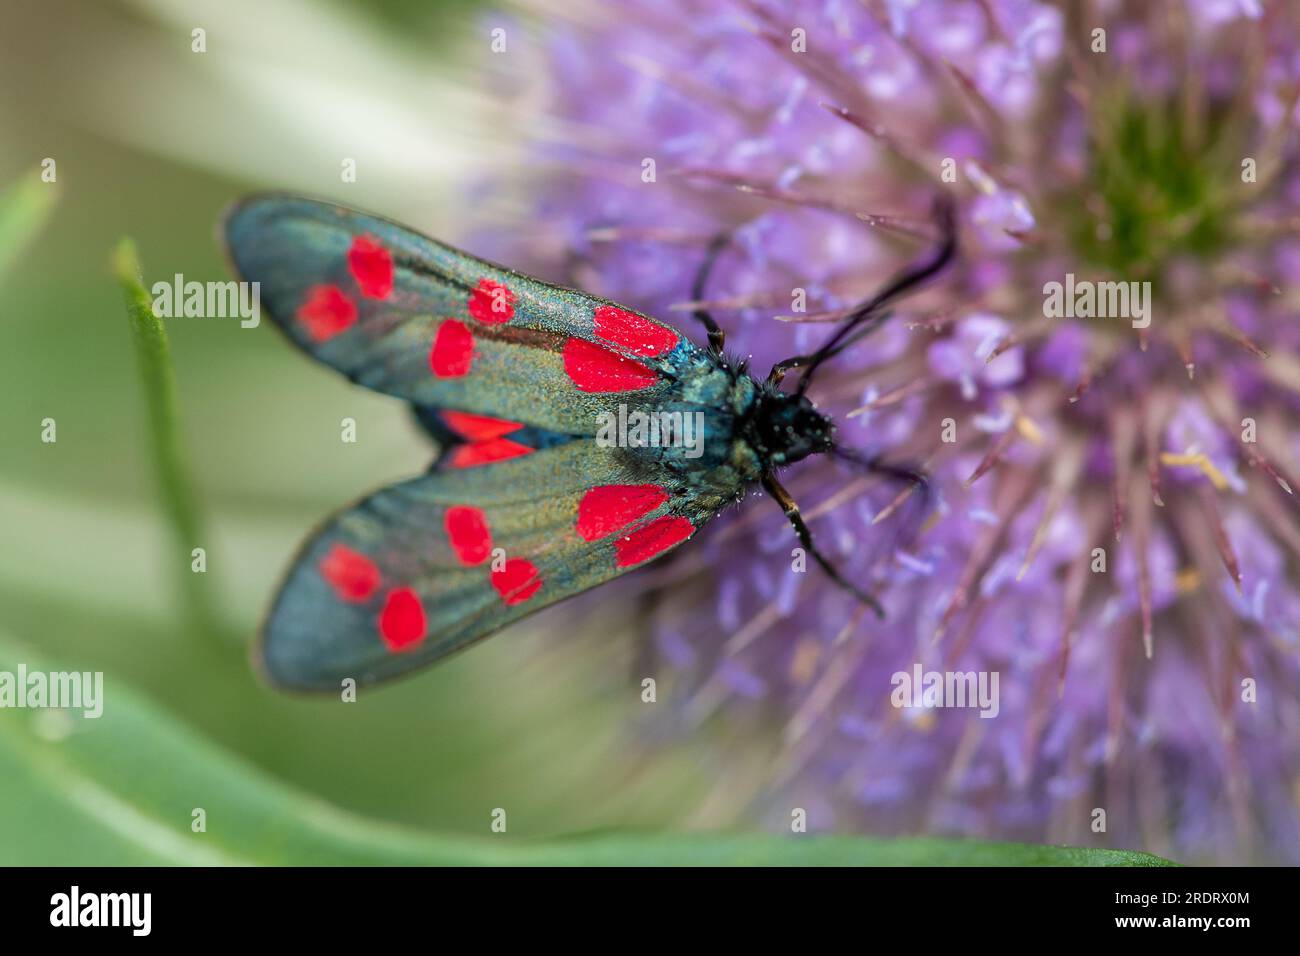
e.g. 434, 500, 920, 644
223, 194, 955, 690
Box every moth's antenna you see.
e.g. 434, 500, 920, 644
766, 195, 957, 392
797, 196, 956, 393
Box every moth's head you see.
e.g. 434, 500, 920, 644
751, 391, 834, 466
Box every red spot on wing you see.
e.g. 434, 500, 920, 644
378, 587, 426, 651
467, 278, 516, 324
614, 515, 695, 568
492, 557, 542, 605
348, 235, 394, 299
429, 319, 475, 378
297, 284, 357, 341
576, 484, 670, 542
318, 544, 380, 602
563, 338, 659, 393
594, 305, 679, 356
441, 410, 524, 441
444, 505, 492, 565
447, 437, 534, 469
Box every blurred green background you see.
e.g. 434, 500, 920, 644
0, 0, 739, 858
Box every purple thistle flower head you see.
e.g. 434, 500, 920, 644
478, 0, 1300, 862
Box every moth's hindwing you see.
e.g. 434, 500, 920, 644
261, 441, 704, 689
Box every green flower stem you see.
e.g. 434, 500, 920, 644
112, 238, 228, 649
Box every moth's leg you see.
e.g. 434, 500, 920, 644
868, 459, 926, 486
828, 447, 933, 534
761, 471, 885, 618
690, 234, 729, 355
764, 310, 893, 387
832, 445, 929, 491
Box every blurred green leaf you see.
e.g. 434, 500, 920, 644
0, 637, 1176, 866
112, 239, 225, 645
0, 175, 58, 279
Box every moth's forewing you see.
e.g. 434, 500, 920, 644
223, 195, 691, 435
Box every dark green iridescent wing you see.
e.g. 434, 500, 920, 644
259, 440, 710, 690
227, 196, 745, 688
223, 195, 701, 435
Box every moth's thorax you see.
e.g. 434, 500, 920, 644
744, 388, 834, 469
